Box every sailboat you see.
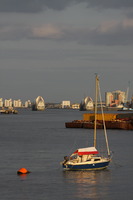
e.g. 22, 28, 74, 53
62, 75, 111, 170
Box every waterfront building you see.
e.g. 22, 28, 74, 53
0, 98, 4, 107
105, 90, 126, 107
71, 103, 80, 109
4, 99, 13, 107
105, 92, 113, 107
25, 100, 32, 108
13, 99, 22, 108
61, 101, 71, 108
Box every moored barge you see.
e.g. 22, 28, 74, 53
65, 113, 133, 130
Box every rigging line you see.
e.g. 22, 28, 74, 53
97, 79, 111, 157
66, 134, 78, 156
94, 74, 98, 148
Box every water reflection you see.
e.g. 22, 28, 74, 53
17, 173, 29, 180
63, 170, 111, 199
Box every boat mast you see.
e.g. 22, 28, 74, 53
98, 80, 111, 157
94, 74, 98, 148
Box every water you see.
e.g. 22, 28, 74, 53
0, 109, 133, 200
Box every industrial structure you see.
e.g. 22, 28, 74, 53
32, 96, 45, 111
80, 96, 94, 111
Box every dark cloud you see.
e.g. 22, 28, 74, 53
0, 0, 44, 12
0, 0, 133, 13
0, 0, 74, 13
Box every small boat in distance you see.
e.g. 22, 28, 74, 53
0, 107, 18, 114
61, 75, 111, 170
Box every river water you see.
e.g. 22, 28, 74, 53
0, 109, 133, 200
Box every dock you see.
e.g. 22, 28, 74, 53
0, 108, 18, 114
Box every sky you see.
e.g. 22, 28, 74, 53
0, 0, 133, 103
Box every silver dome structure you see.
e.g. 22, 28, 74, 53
32, 96, 45, 111
80, 96, 94, 111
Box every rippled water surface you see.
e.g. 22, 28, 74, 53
0, 109, 133, 200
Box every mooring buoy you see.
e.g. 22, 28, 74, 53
17, 168, 30, 175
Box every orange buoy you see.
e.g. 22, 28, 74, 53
17, 168, 30, 175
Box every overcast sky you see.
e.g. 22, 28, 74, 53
0, 0, 133, 103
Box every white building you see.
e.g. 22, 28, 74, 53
105, 92, 113, 106
25, 100, 31, 108
61, 101, 71, 108
13, 99, 22, 107
0, 98, 4, 107
4, 99, 13, 107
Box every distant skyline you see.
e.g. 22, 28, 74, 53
0, 0, 133, 102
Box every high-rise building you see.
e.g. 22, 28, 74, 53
105, 90, 126, 107
0, 98, 3, 107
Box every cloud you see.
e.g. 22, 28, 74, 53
1, 19, 133, 45
124, 8, 133, 18
30, 19, 133, 46
84, 0, 133, 9
32, 24, 62, 39
31, 19, 133, 45
0, 0, 74, 13
90, 19, 133, 45
0, 23, 30, 40
0, 0, 133, 13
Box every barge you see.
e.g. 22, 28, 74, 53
65, 113, 133, 130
